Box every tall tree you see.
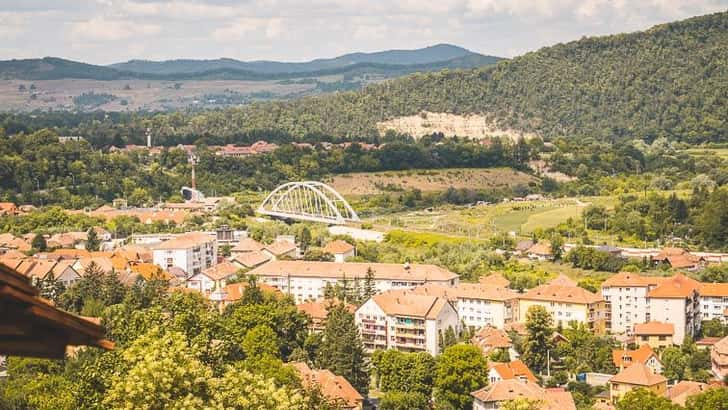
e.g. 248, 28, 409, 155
31, 233, 47, 251
434, 344, 489, 410
521, 305, 554, 374
615, 388, 680, 410
363, 267, 376, 301
315, 303, 369, 394
85, 227, 100, 251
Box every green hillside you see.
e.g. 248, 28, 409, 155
147, 11, 726, 143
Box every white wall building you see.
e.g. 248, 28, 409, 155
246, 260, 459, 303
601, 272, 664, 335
698, 283, 728, 323
152, 232, 217, 276
355, 289, 459, 356
646, 274, 701, 345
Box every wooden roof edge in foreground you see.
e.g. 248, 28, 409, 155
0, 263, 114, 358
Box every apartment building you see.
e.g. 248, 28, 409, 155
355, 289, 459, 356
601, 272, 664, 334
646, 274, 700, 344
517, 281, 607, 333
246, 260, 459, 303
711, 336, 728, 380
405, 282, 518, 329
152, 232, 217, 275
698, 282, 728, 323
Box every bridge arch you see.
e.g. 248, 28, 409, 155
258, 181, 360, 225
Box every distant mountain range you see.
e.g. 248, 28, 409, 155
0, 44, 502, 81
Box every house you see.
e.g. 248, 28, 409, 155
186, 261, 239, 293
601, 272, 666, 335
262, 239, 298, 260
479, 273, 511, 288
515, 240, 535, 256
48, 260, 81, 287
488, 360, 537, 384
215, 281, 283, 308
695, 337, 721, 350
608, 363, 667, 404
612, 344, 663, 374
666, 381, 714, 407
290, 362, 363, 410
323, 240, 356, 262
230, 250, 270, 269
129, 262, 173, 281
596, 245, 623, 257
632, 322, 675, 349
0, 263, 113, 358
526, 241, 553, 261
0, 202, 18, 216
646, 273, 701, 344
652, 248, 703, 270
355, 288, 459, 355
229, 237, 264, 258
517, 281, 607, 333
471, 380, 576, 410
113, 245, 153, 263
698, 282, 728, 323
711, 335, 728, 379
472, 326, 517, 358
297, 298, 356, 332
247, 260, 459, 304
152, 232, 217, 275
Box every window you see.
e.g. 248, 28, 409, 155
659, 336, 666, 341
642, 336, 648, 341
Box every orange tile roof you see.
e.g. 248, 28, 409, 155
609, 363, 667, 386
231, 250, 270, 268
154, 232, 215, 250
49, 248, 92, 259
23, 260, 57, 279
231, 237, 264, 253
713, 335, 728, 355
406, 283, 517, 302
472, 326, 513, 351
504, 322, 527, 336
633, 321, 674, 336
323, 240, 355, 255
612, 344, 659, 369
113, 245, 152, 262
666, 381, 713, 407
372, 289, 454, 319
527, 241, 552, 256
201, 261, 239, 281
698, 282, 728, 297
479, 273, 511, 287
647, 274, 700, 298
297, 298, 356, 321
130, 262, 172, 281
489, 360, 538, 383
471, 380, 576, 410
247, 260, 458, 282
221, 282, 282, 302
49, 260, 78, 280
520, 282, 603, 304
0, 256, 24, 270
653, 248, 701, 269
1, 250, 27, 260
264, 240, 297, 256
290, 362, 363, 408
601, 272, 666, 288
76, 257, 115, 274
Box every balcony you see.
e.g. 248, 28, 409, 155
394, 320, 425, 330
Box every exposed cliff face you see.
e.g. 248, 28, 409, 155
376, 111, 539, 141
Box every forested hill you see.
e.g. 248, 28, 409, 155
131, 11, 724, 144
0, 45, 501, 81
109, 44, 500, 75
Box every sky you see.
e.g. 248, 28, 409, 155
1, 0, 726, 65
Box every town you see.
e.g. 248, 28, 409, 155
2, 4, 728, 410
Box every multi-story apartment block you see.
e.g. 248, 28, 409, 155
247, 260, 459, 303
711, 336, 728, 380
601, 272, 664, 334
152, 232, 217, 275
355, 289, 459, 356
403, 282, 518, 329
646, 274, 700, 344
517, 281, 607, 333
698, 283, 728, 323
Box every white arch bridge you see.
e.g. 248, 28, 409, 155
258, 181, 360, 225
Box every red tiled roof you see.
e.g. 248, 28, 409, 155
609, 362, 666, 386
647, 274, 700, 298
323, 240, 355, 255
612, 344, 660, 369
633, 321, 674, 336
489, 360, 537, 383
291, 362, 363, 408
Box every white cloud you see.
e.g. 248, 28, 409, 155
118, 0, 239, 19
69, 17, 161, 42
212, 17, 284, 41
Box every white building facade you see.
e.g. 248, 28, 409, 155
152, 232, 217, 276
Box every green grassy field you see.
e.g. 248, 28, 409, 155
367, 196, 619, 240
684, 148, 728, 159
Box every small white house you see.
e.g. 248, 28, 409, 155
323, 240, 356, 263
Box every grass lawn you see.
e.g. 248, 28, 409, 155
684, 148, 728, 159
